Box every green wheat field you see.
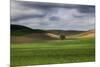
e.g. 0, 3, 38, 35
11, 38, 95, 67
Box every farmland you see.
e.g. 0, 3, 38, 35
11, 38, 95, 67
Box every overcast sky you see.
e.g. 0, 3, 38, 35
11, 0, 95, 31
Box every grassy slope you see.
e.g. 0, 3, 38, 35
11, 38, 95, 67
11, 25, 45, 36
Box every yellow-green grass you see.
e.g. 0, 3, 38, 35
11, 38, 95, 67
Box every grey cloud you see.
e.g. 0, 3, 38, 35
11, 14, 46, 21
16, 1, 95, 13
11, 0, 95, 31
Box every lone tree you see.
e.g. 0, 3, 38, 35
60, 33, 65, 40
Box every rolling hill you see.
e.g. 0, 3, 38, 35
11, 24, 95, 43
11, 24, 59, 43
11, 24, 46, 36
78, 30, 95, 38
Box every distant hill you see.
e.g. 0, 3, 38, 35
46, 30, 85, 36
11, 24, 58, 43
11, 24, 94, 43
11, 24, 45, 36
78, 30, 95, 38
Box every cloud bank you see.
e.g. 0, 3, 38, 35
11, 0, 95, 31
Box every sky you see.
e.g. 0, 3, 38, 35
11, 0, 95, 31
